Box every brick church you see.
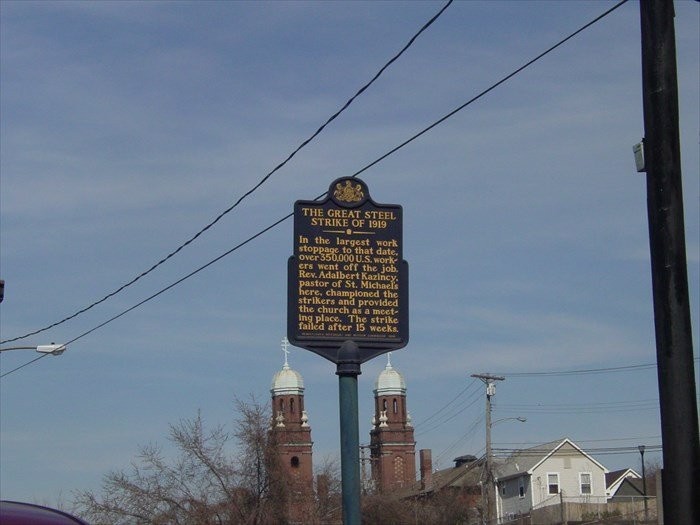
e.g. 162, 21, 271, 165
270, 340, 314, 523
270, 341, 416, 521
368, 353, 416, 491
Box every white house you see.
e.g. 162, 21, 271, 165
494, 438, 608, 523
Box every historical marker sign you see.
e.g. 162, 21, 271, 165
288, 177, 408, 363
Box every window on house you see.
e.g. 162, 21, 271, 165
547, 473, 560, 495
500, 482, 506, 496
519, 477, 525, 498
580, 473, 592, 495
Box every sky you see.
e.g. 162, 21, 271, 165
1, 0, 698, 508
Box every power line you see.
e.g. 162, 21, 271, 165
494, 435, 662, 446
496, 363, 658, 377
412, 378, 479, 428
0, 353, 48, 378
493, 358, 699, 378
346, 0, 630, 181
492, 444, 663, 458
435, 414, 484, 464
414, 386, 483, 437
495, 398, 660, 414
0, 0, 454, 346
1, 0, 630, 378
0, 213, 292, 379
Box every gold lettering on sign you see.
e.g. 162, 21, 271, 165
295, 205, 401, 338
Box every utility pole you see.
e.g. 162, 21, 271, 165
639, 2, 699, 524
472, 373, 505, 525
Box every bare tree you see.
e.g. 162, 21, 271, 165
314, 456, 342, 525
361, 486, 479, 525
643, 458, 662, 498
231, 396, 287, 525
75, 397, 288, 525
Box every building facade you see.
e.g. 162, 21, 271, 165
495, 438, 608, 522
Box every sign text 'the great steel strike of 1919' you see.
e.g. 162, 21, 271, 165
288, 177, 408, 361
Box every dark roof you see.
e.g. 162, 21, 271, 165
606, 469, 627, 486
0, 501, 90, 525
394, 456, 485, 500
627, 478, 644, 493
453, 455, 478, 468
606, 468, 640, 488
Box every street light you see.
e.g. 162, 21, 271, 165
486, 416, 527, 524
487, 415, 526, 525
493, 416, 527, 426
638, 445, 648, 521
0, 344, 67, 355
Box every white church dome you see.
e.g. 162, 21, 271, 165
271, 363, 304, 395
271, 338, 304, 395
374, 354, 406, 396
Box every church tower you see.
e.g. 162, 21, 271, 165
369, 353, 416, 491
270, 338, 314, 521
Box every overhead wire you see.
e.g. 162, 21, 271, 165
0, 0, 454, 346
412, 378, 479, 428
491, 358, 699, 379
1, 0, 631, 378
495, 399, 660, 414
0, 354, 48, 377
345, 0, 630, 181
492, 444, 663, 458
0, 214, 293, 378
414, 385, 483, 437
494, 435, 662, 446
495, 363, 658, 377
434, 413, 484, 465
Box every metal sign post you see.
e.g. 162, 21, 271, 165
337, 341, 362, 525
288, 177, 409, 524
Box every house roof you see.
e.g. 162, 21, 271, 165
606, 468, 642, 496
606, 468, 641, 489
394, 456, 484, 500
495, 438, 609, 481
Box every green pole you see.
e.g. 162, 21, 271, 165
337, 341, 361, 525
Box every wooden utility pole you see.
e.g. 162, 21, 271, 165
472, 373, 504, 524
639, 2, 699, 524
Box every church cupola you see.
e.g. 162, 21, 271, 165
369, 353, 416, 492
271, 343, 306, 427
270, 338, 314, 522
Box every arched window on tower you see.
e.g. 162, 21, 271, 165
382, 399, 387, 411
279, 399, 285, 413
290, 398, 295, 414
291, 456, 300, 468
393, 398, 398, 414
